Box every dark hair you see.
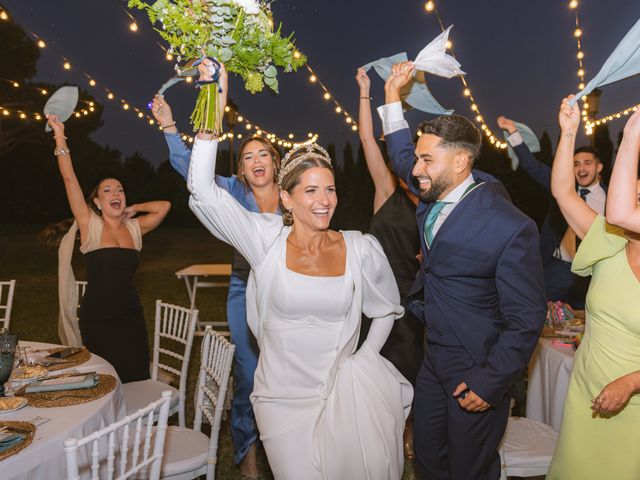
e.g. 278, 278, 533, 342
418, 114, 482, 164
573, 145, 601, 162
39, 177, 124, 247
279, 154, 335, 226
237, 136, 281, 184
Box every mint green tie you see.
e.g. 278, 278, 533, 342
424, 201, 450, 246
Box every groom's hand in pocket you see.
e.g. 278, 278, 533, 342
453, 382, 490, 412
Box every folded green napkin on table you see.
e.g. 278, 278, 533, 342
25, 373, 99, 393
0, 431, 26, 453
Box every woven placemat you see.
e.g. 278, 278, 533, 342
23, 374, 117, 408
44, 347, 91, 372
0, 421, 36, 462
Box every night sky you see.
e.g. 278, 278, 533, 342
4, 0, 640, 166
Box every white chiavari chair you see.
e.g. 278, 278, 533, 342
123, 300, 198, 427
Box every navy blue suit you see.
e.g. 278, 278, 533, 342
387, 127, 546, 480
513, 142, 606, 308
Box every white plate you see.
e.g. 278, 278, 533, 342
0, 397, 28, 415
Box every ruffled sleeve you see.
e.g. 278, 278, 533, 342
360, 234, 405, 352
572, 215, 628, 277
187, 137, 283, 268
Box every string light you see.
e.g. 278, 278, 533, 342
129, 22, 138, 32
424, 2, 507, 149
0, 10, 8, 21
568, 0, 590, 126
63, 61, 71, 70
37, 40, 46, 48
303, 64, 358, 132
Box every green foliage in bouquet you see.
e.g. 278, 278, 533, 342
128, 0, 307, 95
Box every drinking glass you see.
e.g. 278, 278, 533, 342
0, 331, 18, 396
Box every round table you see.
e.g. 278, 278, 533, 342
2, 341, 126, 480
526, 338, 575, 431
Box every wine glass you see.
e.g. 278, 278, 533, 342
0, 331, 18, 396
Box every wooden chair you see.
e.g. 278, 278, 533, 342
0, 280, 16, 330
137, 327, 235, 480
123, 300, 198, 427
64, 391, 172, 480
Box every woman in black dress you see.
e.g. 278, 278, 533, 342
356, 69, 424, 458
45, 115, 170, 383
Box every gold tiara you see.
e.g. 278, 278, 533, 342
277, 143, 333, 188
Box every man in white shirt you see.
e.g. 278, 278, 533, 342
380, 61, 546, 480
498, 116, 606, 308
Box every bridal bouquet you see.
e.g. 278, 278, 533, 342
129, 0, 307, 133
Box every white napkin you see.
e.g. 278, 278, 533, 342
413, 26, 465, 79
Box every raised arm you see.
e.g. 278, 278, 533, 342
47, 115, 91, 233
152, 94, 191, 180
187, 62, 278, 268
377, 61, 419, 196
498, 116, 551, 190
606, 109, 640, 231
356, 68, 395, 213
551, 96, 597, 239
124, 201, 171, 235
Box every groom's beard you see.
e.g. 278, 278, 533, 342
419, 174, 451, 203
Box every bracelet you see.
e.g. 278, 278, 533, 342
53, 135, 68, 140
360, 96, 372, 100
161, 122, 176, 130
54, 146, 70, 156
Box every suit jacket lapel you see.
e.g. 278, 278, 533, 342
428, 185, 498, 267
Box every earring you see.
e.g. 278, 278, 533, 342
97, 205, 102, 211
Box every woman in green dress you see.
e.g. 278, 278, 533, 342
547, 96, 640, 479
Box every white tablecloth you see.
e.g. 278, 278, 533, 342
3, 341, 126, 480
526, 338, 575, 431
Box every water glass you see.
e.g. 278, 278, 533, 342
0, 331, 18, 396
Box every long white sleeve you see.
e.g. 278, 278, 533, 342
187, 137, 283, 268
360, 234, 404, 353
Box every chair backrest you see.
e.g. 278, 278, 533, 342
0, 280, 16, 330
193, 327, 235, 480
64, 391, 172, 480
151, 300, 198, 389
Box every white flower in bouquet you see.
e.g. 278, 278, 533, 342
232, 0, 260, 14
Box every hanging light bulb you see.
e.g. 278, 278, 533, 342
129, 22, 138, 32
63, 61, 71, 70
425, 1, 435, 12
37, 40, 46, 48
89, 79, 96, 87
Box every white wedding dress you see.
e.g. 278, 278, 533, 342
188, 138, 413, 479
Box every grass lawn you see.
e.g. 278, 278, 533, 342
0, 223, 418, 479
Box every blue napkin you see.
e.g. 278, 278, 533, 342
571, 18, 640, 105
362, 52, 454, 115
502, 121, 541, 170
0, 431, 26, 454
25, 373, 99, 393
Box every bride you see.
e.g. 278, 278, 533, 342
189, 60, 412, 479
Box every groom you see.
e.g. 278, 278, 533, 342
378, 61, 546, 479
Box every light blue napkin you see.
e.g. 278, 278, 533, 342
571, 18, 640, 105
0, 431, 26, 453
362, 52, 454, 115
502, 121, 541, 170
25, 373, 99, 393
43, 86, 79, 132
